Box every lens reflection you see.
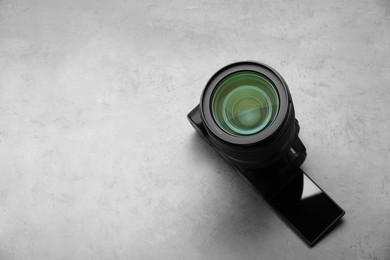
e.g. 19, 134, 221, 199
211, 71, 279, 136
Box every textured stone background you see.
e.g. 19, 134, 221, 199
0, 0, 389, 259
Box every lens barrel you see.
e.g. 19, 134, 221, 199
199, 61, 304, 170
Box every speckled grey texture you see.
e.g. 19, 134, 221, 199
0, 0, 389, 259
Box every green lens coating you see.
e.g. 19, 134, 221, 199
211, 71, 279, 136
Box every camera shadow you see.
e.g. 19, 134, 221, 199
188, 133, 276, 254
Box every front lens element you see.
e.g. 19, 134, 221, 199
211, 71, 279, 136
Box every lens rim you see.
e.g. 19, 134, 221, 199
200, 61, 290, 145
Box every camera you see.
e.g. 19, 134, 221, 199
187, 61, 344, 246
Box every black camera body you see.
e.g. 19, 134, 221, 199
188, 105, 306, 198
187, 61, 344, 246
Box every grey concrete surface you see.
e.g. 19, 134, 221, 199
0, 0, 389, 259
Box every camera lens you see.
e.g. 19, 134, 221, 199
199, 61, 305, 170
211, 71, 280, 136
